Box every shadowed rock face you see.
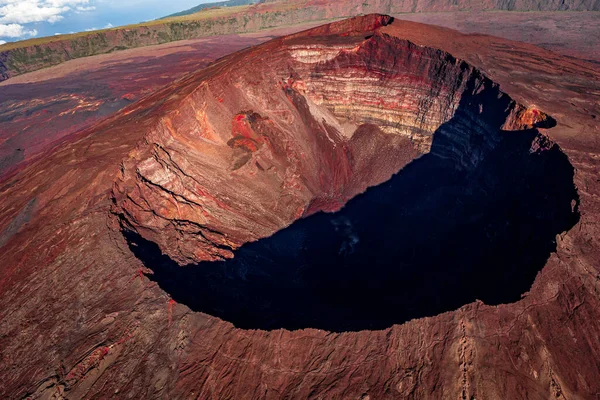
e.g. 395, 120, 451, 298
113, 16, 578, 331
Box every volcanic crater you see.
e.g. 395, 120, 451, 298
113, 16, 579, 332
3, 13, 600, 398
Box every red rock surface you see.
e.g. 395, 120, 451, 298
0, 14, 599, 399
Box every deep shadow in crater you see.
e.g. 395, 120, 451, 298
125, 116, 578, 333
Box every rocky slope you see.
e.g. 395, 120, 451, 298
0, 0, 598, 82
0, 14, 599, 399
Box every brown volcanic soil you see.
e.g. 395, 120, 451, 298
0, 14, 599, 400
395, 11, 600, 62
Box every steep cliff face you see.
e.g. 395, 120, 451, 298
0, 15, 599, 399
0, 0, 598, 82
112, 17, 553, 266
0, 52, 9, 81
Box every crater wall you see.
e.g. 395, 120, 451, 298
112, 21, 565, 268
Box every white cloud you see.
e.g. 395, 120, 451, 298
0, 0, 93, 25
0, 39, 6, 44
103, 22, 112, 28
0, 23, 37, 37
0, 0, 96, 39
47, 15, 64, 23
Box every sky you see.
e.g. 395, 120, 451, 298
0, 0, 212, 45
